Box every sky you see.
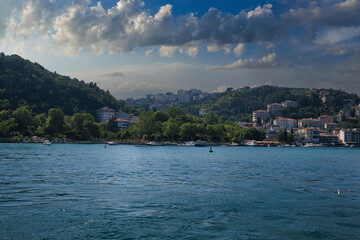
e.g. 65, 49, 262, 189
1, 0, 360, 99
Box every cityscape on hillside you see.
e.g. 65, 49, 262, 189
95, 86, 360, 147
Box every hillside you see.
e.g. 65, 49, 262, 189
0, 54, 124, 115
176, 86, 360, 121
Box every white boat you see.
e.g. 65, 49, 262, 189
107, 141, 118, 145
184, 141, 195, 146
147, 141, 167, 146
244, 140, 257, 146
43, 140, 51, 145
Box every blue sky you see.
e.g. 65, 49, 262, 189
1, 0, 360, 98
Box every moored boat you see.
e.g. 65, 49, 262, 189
43, 140, 51, 145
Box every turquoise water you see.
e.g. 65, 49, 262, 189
0, 144, 359, 239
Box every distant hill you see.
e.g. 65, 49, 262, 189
0, 54, 124, 115
179, 85, 360, 121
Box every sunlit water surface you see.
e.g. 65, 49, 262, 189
0, 144, 359, 239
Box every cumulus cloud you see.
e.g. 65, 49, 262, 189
211, 53, 291, 70
103, 72, 125, 77
179, 46, 198, 57
234, 43, 245, 56
0, 0, 281, 55
2, 0, 360, 58
159, 46, 178, 57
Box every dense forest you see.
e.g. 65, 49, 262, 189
0, 53, 127, 115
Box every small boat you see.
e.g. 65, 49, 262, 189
107, 141, 118, 145
244, 140, 257, 146
43, 140, 51, 145
147, 141, 167, 146
195, 140, 208, 147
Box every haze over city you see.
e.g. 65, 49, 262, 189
1, 0, 360, 98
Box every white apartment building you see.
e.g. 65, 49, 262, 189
273, 117, 297, 130
115, 118, 131, 131
267, 103, 283, 115
281, 100, 298, 108
252, 110, 270, 122
96, 107, 116, 122
339, 129, 360, 143
299, 118, 321, 128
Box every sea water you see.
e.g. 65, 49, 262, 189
0, 144, 359, 239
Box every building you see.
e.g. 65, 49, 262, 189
321, 95, 334, 104
190, 88, 202, 95
199, 109, 210, 117
96, 107, 116, 122
273, 117, 297, 130
339, 129, 360, 144
154, 94, 166, 102
281, 100, 298, 108
115, 118, 131, 131
324, 123, 337, 130
319, 115, 335, 126
338, 109, 351, 122
267, 103, 283, 115
178, 94, 191, 102
320, 134, 339, 144
165, 92, 177, 102
353, 106, 360, 116
252, 110, 270, 122
299, 118, 321, 128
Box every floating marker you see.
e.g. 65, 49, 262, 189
209, 146, 213, 153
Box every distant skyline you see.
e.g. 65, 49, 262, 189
1, 0, 360, 99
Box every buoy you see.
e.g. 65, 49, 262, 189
337, 188, 340, 195
209, 146, 213, 153
104, 144, 107, 148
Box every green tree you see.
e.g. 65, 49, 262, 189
205, 111, 219, 125
166, 106, 185, 119
153, 111, 169, 122
136, 111, 161, 140
13, 106, 33, 135
46, 108, 65, 136
163, 120, 180, 141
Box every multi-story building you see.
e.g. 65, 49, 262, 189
252, 110, 270, 122
267, 103, 283, 115
273, 117, 297, 130
324, 123, 337, 130
299, 118, 321, 128
178, 94, 191, 102
165, 92, 177, 102
319, 115, 335, 126
190, 89, 202, 95
321, 95, 334, 104
320, 134, 339, 144
115, 118, 131, 131
339, 129, 360, 144
281, 100, 298, 108
154, 94, 166, 102
96, 107, 116, 122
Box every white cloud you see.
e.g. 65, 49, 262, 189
315, 26, 360, 45
211, 53, 291, 70
145, 49, 153, 56
179, 46, 198, 57
158, 46, 178, 57
233, 43, 245, 56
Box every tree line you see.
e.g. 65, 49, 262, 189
0, 105, 265, 143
